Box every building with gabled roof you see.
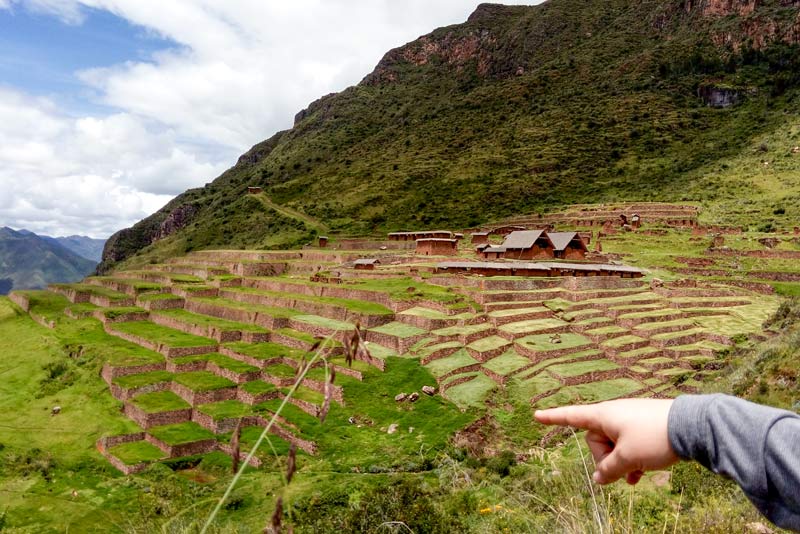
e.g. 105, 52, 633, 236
498, 230, 554, 260
354, 258, 381, 270
547, 232, 588, 260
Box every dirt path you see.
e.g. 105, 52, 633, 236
254, 193, 330, 234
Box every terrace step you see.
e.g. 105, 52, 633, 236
616, 310, 688, 327
612, 346, 663, 362
632, 319, 700, 337
487, 306, 554, 326
484, 300, 556, 312
600, 335, 649, 354
649, 328, 707, 348
218, 287, 393, 328
584, 326, 631, 343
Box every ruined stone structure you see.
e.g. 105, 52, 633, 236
415, 238, 458, 256
354, 258, 380, 270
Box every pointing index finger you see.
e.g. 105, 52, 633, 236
534, 404, 601, 431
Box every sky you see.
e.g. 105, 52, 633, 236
0, 0, 544, 238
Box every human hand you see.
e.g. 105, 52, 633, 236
534, 398, 680, 485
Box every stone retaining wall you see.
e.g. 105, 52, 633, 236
437, 363, 483, 384
481, 367, 508, 385
170, 287, 220, 299
207, 361, 261, 385
441, 373, 481, 393
237, 388, 282, 405
165, 358, 208, 373
30, 313, 55, 329
185, 299, 256, 324
490, 308, 552, 326
467, 343, 510, 362
102, 361, 167, 382
104, 323, 218, 358
715, 280, 775, 294
364, 329, 427, 354
137, 296, 185, 311
93, 310, 150, 324
420, 345, 461, 365
8, 292, 30, 311
124, 403, 192, 429
110, 380, 169, 401
220, 288, 391, 328
89, 294, 135, 308
170, 382, 238, 404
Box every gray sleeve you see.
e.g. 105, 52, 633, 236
668, 394, 800, 530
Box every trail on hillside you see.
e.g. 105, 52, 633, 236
254, 193, 330, 234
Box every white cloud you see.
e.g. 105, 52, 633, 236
0, 88, 225, 237
3, 0, 544, 237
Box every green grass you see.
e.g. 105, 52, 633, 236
617, 346, 663, 359
516, 333, 591, 352
547, 359, 620, 378
53, 283, 131, 301
585, 325, 629, 336
601, 335, 647, 348
148, 422, 215, 445
293, 314, 354, 331
111, 321, 216, 348
107, 441, 165, 465
207, 353, 260, 374
424, 348, 478, 378
400, 307, 475, 320
225, 286, 393, 315
264, 363, 297, 378
130, 391, 191, 413
481, 348, 531, 375
240, 380, 278, 395
197, 400, 252, 420
536, 378, 645, 409
467, 335, 510, 352
173, 371, 235, 391
100, 306, 147, 319
498, 317, 568, 335
192, 296, 302, 318
225, 341, 309, 361
444, 373, 497, 409
431, 323, 493, 337
154, 309, 268, 332
368, 321, 427, 338
20, 290, 70, 322
112, 370, 174, 389
136, 292, 182, 302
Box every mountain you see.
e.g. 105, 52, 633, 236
46, 235, 106, 262
0, 227, 98, 294
99, 0, 800, 273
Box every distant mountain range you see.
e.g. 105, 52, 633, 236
0, 227, 104, 295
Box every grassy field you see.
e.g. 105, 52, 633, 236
112, 321, 216, 348
131, 391, 191, 413
173, 371, 235, 392
155, 308, 268, 333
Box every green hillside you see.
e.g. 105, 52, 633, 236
100, 0, 800, 272
0, 227, 97, 294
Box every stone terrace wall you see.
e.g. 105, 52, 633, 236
124, 403, 192, 429
170, 382, 238, 405
136, 296, 185, 311
102, 361, 167, 382
8, 292, 30, 311
110, 380, 169, 401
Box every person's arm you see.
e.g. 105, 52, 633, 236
669, 394, 800, 530
535, 394, 800, 531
